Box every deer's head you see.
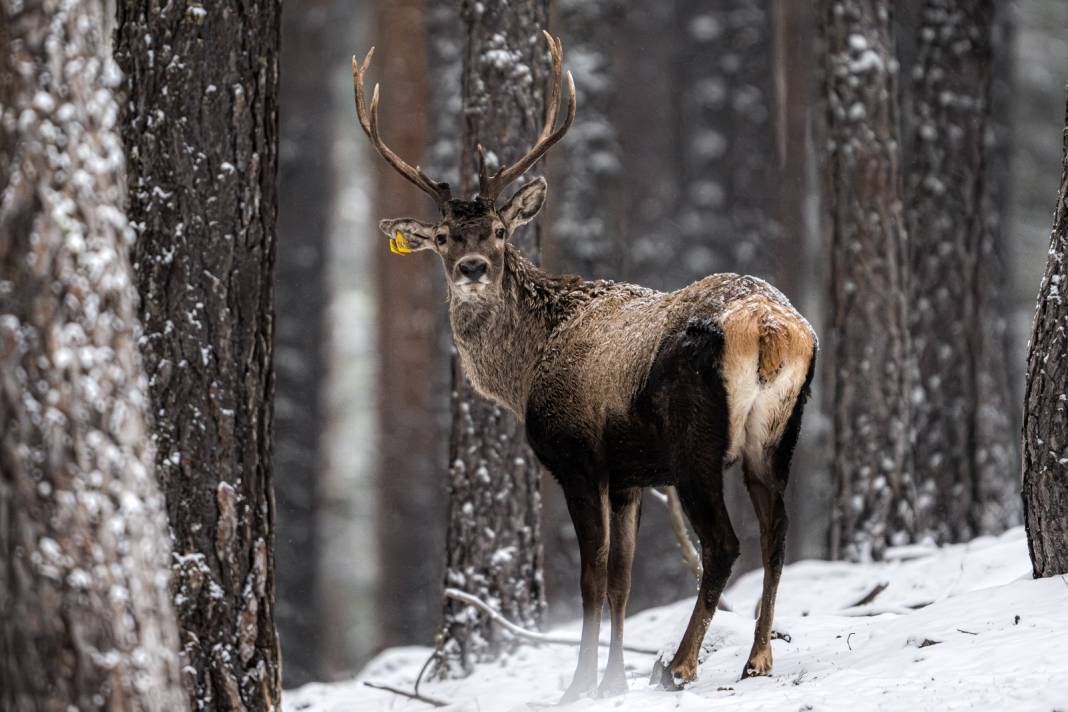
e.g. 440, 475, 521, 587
352, 32, 575, 301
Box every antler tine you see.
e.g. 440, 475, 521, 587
539, 31, 563, 142
479, 31, 577, 201
352, 49, 451, 206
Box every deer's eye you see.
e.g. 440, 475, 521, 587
435, 233, 447, 246
495, 227, 506, 239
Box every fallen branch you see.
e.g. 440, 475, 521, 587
654, 486, 702, 580
834, 601, 932, 617
651, 488, 735, 612
444, 588, 659, 655
845, 581, 888, 609
363, 681, 449, 708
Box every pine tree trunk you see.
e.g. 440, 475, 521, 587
1021, 92, 1068, 579
906, 0, 1019, 544
550, 0, 625, 278
822, 0, 916, 561
115, 2, 283, 708
973, 4, 1021, 537
675, 0, 780, 283
374, 0, 449, 651
438, 0, 548, 676
275, 0, 330, 687
0, 2, 185, 709
618, 2, 678, 292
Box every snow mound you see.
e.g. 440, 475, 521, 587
285, 527, 1068, 711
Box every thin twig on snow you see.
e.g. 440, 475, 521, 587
443, 587, 659, 654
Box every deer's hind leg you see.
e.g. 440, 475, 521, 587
739, 454, 788, 679
740, 371, 811, 679
655, 468, 738, 689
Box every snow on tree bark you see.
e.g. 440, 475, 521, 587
615, 2, 677, 294
0, 1, 185, 708
438, 0, 548, 676
1021, 90, 1068, 579
115, 1, 282, 708
275, 0, 330, 686
973, 4, 1021, 538
822, 0, 916, 561
551, 0, 625, 278
906, 0, 1019, 544
674, 0, 781, 283
374, 0, 449, 652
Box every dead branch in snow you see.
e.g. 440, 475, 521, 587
654, 486, 702, 579
845, 581, 889, 608
363, 681, 449, 707
444, 588, 659, 654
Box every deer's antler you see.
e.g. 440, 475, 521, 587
352, 48, 452, 207
477, 31, 577, 203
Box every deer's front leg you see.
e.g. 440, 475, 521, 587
599, 487, 641, 697
560, 485, 610, 704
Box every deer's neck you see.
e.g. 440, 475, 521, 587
448, 246, 571, 417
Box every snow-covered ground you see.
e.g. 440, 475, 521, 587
285, 527, 1068, 711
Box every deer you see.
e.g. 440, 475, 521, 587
352, 32, 817, 702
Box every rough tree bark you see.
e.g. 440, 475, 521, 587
275, 0, 331, 686
0, 1, 185, 709
1021, 90, 1068, 579
549, 0, 625, 278
906, 0, 1019, 544
115, 2, 283, 708
822, 0, 916, 561
674, 0, 780, 284
374, 0, 449, 651
438, 0, 549, 676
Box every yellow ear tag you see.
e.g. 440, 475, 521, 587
389, 230, 412, 255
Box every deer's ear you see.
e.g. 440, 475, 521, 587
500, 177, 547, 229
378, 218, 438, 254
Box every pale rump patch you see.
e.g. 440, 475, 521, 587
720, 295, 815, 465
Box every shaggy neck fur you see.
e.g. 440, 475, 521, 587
448, 245, 591, 416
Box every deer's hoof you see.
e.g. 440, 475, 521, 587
558, 677, 596, 705
649, 658, 690, 691
597, 671, 628, 698
741, 647, 773, 679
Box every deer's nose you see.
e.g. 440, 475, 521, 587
458, 258, 488, 281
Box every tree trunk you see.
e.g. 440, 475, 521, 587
549, 0, 625, 278
674, 0, 780, 283
115, 2, 283, 708
0, 2, 185, 709
973, 3, 1021, 537
275, 0, 331, 686
374, 0, 449, 652
906, 0, 1019, 544
438, 0, 549, 676
1021, 91, 1068, 579
822, 0, 916, 561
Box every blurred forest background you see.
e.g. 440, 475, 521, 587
272, 0, 1067, 687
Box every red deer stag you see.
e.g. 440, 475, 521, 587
352, 32, 816, 701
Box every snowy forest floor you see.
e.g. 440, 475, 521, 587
285, 527, 1068, 711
